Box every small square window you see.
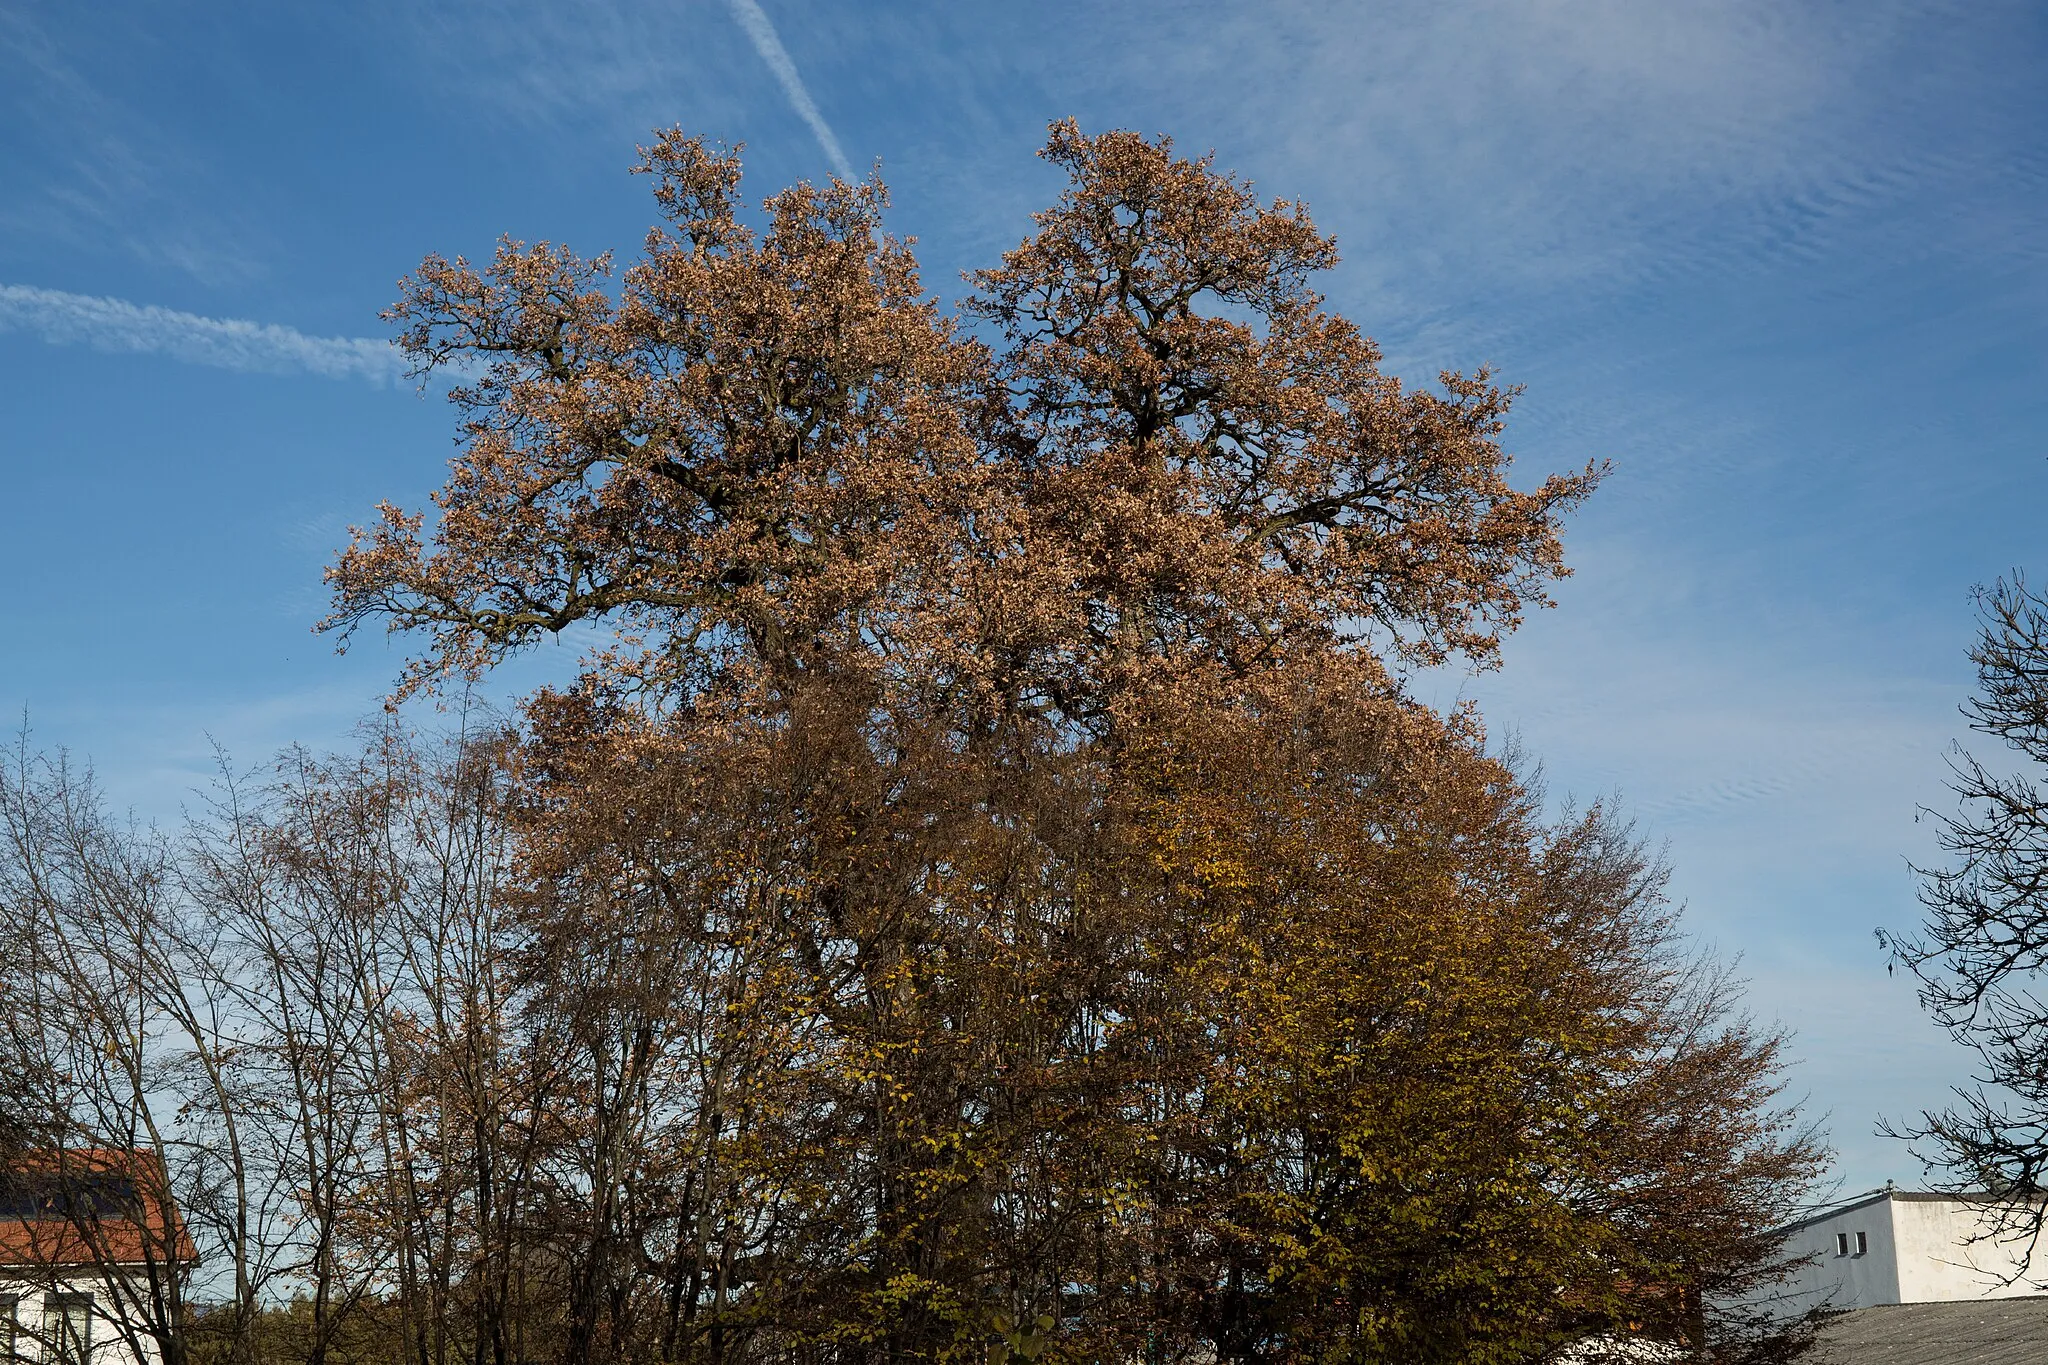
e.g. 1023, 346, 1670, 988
1836, 1232, 1850, 1257
1855, 1231, 1868, 1256
43, 1292, 91, 1365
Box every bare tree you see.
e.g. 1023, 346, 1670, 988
1888, 574, 2048, 1256
0, 738, 258, 1365
0, 723, 529, 1365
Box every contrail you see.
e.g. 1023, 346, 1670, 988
0, 283, 404, 383
721, 0, 856, 182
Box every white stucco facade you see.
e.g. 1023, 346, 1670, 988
1762, 1190, 2048, 1313
0, 1275, 159, 1365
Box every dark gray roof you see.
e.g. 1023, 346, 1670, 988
1809, 1298, 2048, 1364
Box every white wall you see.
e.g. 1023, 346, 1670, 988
1757, 1192, 2048, 1312
1890, 1196, 2048, 1302
0, 1274, 157, 1365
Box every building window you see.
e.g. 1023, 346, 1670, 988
1855, 1231, 1868, 1256
0, 1295, 17, 1365
1836, 1232, 1850, 1257
43, 1293, 91, 1365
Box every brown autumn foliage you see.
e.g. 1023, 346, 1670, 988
1113, 677, 1825, 1362
323, 123, 1591, 723
0, 123, 1828, 1365
318, 120, 1824, 1363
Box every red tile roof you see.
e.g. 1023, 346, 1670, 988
0, 1149, 197, 1269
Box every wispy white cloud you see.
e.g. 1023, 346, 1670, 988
0, 284, 403, 382
969, 0, 2014, 364
721, 0, 855, 182
0, 9, 266, 284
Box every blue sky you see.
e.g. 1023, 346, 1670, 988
3, 0, 2045, 1197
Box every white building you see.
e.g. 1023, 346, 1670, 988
1766, 1188, 2048, 1313
1, 1278, 145, 1365
1, 1153, 188, 1365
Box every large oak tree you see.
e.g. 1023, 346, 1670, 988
0, 123, 1824, 1365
